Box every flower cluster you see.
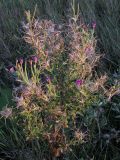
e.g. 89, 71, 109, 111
23, 18, 64, 61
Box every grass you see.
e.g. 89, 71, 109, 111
95, 0, 120, 69
0, 87, 13, 109
0, 0, 120, 69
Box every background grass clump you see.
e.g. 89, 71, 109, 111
0, 0, 120, 69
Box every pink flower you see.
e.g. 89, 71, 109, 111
34, 57, 38, 63
29, 56, 38, 64
32, 56, 38, 63
19, 58, 23, 65
16, 58, 23, 65
9, 67, 15, 73
75, 79, 84, 87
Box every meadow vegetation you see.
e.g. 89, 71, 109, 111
0, 0, 120, 160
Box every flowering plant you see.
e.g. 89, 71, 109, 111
4, 12, 119, 158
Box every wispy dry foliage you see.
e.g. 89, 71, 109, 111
23, 11, 64, 60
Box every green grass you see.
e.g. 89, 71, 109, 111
0, 0, 120, 68
0, 87, 13, 109
0, 0, 67, 62
95, 0, 120, 68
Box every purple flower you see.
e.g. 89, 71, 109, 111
16, 58, 23, 65
28, 56, 38, 65
75, 79, 84, 87
92, 21, 96, 29
32, 56, 38, 63
19, 58, 23, 65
